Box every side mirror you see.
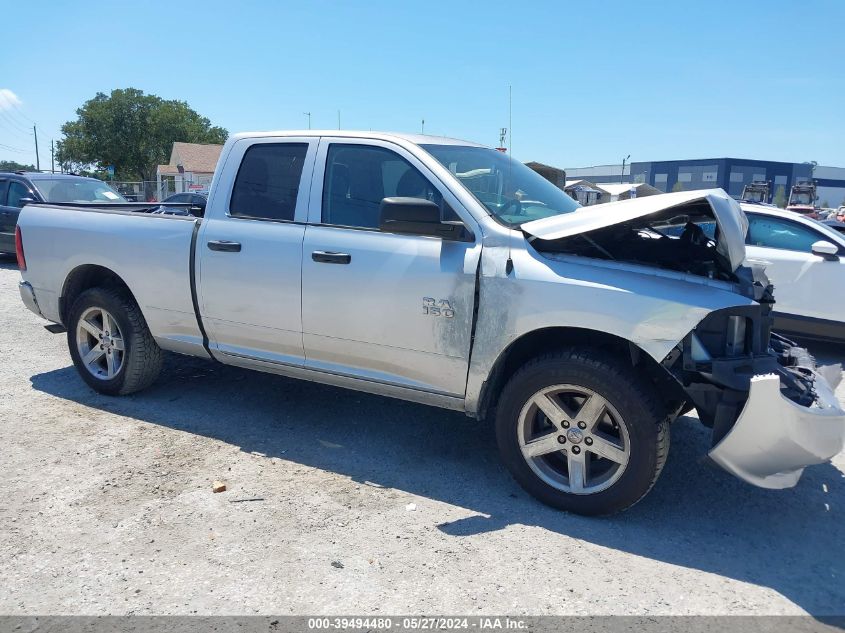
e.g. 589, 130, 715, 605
379, 197, 469, 241
811, 240, 839, 261
18, 197, 36, 207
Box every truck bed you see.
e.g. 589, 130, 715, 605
18, 203, 206, 355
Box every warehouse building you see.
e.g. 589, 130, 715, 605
813, 165, 845, 208
562, 158, 845, 206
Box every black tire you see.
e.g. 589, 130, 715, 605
495, 348, 669, 516
67, 287, 163, 395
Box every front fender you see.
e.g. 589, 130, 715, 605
464, 244, 755, 415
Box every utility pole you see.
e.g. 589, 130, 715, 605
51, 139, 55, 173
33, 124, 40, 171
421, 119, 425, 134
303, 112, 312, 129
508, 85, 512, 155
338, 110, 341, 130
621, 154, 630, 184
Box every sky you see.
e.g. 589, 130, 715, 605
1, 0, 843, 170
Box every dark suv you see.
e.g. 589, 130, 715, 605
0, 172, 126, 254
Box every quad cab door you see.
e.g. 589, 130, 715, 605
301, 138, 482, 396
744, 213, 845, 326
197, 137, 318, 365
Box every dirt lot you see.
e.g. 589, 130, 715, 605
1, 254, 844, 616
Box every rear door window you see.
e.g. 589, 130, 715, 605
0, 180, 8, 206
230, 143, 308, 221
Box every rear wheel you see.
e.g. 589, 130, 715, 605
495, 349, 669, 515
67, 287, 162, 395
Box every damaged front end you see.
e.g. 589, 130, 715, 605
663, 288, 845, 488
522, 189, 845, 488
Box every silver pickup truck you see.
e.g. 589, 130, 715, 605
15, 131, 845, 515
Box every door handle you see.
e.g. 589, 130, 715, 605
312, 251, 351, 264
208, 240, 241, 252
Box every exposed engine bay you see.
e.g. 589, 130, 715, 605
529, 201, 736, 281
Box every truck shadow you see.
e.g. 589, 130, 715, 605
30, 354, 845, 617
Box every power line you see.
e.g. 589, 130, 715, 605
0, 108, 33, 136
0, 90, 35, 124
0, 121, 35, 144
0, 94, 35, 130
0, 92, 40, 162
0, 141, 29, 154
8, 97, 36, 124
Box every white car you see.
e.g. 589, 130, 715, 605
741, 203, 845, 341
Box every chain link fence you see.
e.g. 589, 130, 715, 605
108, 178, 210, 202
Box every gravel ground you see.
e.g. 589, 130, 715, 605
1, 254, 844, 617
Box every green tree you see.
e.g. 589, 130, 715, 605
821, 200, 830, 208
773, 185, 787, 208
55, 88, 227, 195
0, 160, 37, 172
671, 181, 684, 192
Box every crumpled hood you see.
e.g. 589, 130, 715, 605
522, 188, 749, 271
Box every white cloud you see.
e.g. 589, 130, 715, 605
0, 89, 23, 111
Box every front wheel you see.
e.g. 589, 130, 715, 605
495, 349, 669, 516
67, 287, 163, 395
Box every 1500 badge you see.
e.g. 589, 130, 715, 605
422, 297, 455, 318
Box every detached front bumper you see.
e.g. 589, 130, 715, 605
709, 369, 845, 488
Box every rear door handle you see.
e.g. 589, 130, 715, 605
208, 240, 241, 252
312, 251, 351, 264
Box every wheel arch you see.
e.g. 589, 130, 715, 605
59, 264, 140, 326
475, 326, 685, 421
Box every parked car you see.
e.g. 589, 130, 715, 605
158, 192, 207, 217
15, 131, 845, 515
0, 172, 126, 254
741, 204, 845, 341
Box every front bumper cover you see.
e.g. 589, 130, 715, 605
709, 368, 845, 488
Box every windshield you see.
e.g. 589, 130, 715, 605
34, 178, 126, 203
422, 145, 580, 225
789, 192, 813, 206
